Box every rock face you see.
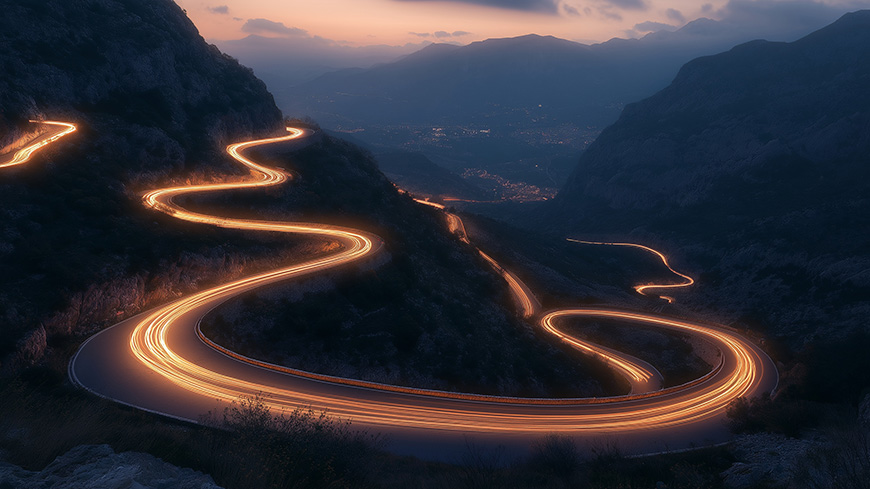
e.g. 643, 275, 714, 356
0, 0, 280, 142
0, 444, 222, 489
0, 0, 282, 367
547, 11, 870, 344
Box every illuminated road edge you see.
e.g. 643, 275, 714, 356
65, 126, 777, 441
568, 239, 694, 303
0, 120, 76, 168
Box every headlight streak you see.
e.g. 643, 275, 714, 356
0, 120, 76, 168
69, 125, 774, 438
411, 199, 659, 391
567, 239, 694, 303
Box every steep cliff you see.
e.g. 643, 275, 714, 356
0, 0, 280, 143
0, 0, 283, 368
548, 11, 870, 344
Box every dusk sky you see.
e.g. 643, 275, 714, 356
176, 0, 870, 46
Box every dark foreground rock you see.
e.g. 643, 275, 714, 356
0, 444, 221, 489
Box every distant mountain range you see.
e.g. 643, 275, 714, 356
546, 10, 870, 345
277, 15, 844, 130
265, 15, 851, 200
218, 35, 428, 107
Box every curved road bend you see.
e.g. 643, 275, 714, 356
414, 198, 661, 394
568, 238, 694, 304
0, 120, 76, 168
58, 126, 777, 459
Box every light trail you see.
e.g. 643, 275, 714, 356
413, 198, 537, 317
568, 238, 694, 303
477, 250, 537, 319
70, 126, 776, 443
0, 120, 76, 169
413, 199, 657, 391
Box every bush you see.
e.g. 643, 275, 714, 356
726, 394, 821, 437
527, 434, 581, 483
199, 394, 383, 489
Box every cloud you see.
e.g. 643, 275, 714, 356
628, 0, 870, 46
432, 30, 473, 38
409, 31, 431, 37
207, 5, 229, 14
716, 0, 864, 25
624, 19, 677, 38
563, 4, 582, 15
633, 20, 677, 32
597, 7, 624, 21
709, 0, 870, 39
241, 18, 308, 37
393, 0, 560, 14
666, 8, 685, 24
604, 0, 648, 10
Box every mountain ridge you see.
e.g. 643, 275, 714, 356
0, 0, 285, 369
546, 10, 870, 344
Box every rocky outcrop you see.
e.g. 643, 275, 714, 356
0, 0, 280, 143
0, 444, 222, 489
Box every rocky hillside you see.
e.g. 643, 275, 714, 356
0, 0, 280, 142
547, 11, 870, 345
199, 133, 623, 397
0, 444, 221, 489
0, 0, 620, 397
0, 0, 283, 369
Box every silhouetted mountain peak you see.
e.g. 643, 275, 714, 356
668, 17, 722, 37
470, 33, 583, 48
793, 8, 870, 46
402, 42, 462, 61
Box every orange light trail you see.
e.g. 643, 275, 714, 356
412, 198, 657, 391
0, 120, 76, 169
477, 250, 537, 318
413, 198, 536, 317
568, 238, 695, 303
68, 126, 775, 438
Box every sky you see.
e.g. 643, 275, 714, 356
176, 0, 870, 46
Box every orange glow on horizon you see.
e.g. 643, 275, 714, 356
176, 0, 728, 46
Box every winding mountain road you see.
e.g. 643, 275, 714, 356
568, 238, 695, 303
4, 121, 777, 458
0, 120, 76, 168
